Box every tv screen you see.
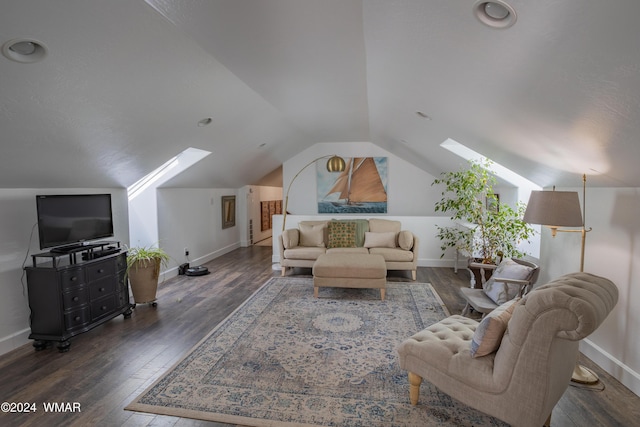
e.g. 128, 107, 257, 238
36, 194, 114, 250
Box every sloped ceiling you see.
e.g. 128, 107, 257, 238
1, 0, 640, 189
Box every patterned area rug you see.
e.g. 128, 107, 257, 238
126, 277, 506, 426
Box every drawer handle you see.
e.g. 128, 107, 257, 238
72, 296, 79, 302
101, 305, 107, 310
74, 316, 80, 321
70, 276, 77, 281
98, 269, 105, 273
99, 287, 105, 292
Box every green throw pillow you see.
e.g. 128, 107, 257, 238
327, 221, 357, 248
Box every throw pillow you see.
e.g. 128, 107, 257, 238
327, 221, 357, 248
368, 218, 401, 233
281, 229, 299, 249
398, 230, 414, 250
299, 223, 326, 247
470, 298, 521, 358
483, 258, 534, 305
363, 231, 397, 248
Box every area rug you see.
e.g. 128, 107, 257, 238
126, 277, 507, 426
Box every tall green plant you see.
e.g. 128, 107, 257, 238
432, 159, 534, 263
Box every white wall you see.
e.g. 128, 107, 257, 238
157, 188, 240, 276
537, 186, 640, 396
128, 188, 158, 248
0, 188, 129, 355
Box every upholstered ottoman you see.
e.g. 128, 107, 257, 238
312, 253, 387, 300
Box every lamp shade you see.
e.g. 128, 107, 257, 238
326, 155, 346, 172
523, 190, 583, 227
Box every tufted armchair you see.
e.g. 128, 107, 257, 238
396, 272, 618, 427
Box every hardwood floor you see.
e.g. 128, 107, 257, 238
0, 246, 637, 426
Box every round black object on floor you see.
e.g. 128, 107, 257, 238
185, 266, 209, 276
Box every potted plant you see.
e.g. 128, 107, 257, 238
432, 159, 534, 265
126, 245, 170, 306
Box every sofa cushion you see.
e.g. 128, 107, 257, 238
483, 258, 535, 304
470, 298, 520, 358
283, 246, 326, 260
363, 231, 397, 248
369, 247, 415, 262
398, 230, 414, 250
327, 220, 357, 248
281, 229, 299, 249
368, 218, 401, 233
299, 223, 326, 247
326, 247, 369, 254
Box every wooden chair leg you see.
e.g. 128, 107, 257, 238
281, 267, 286, 276
408, 372, 422, 405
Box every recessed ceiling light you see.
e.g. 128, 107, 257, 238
197, 117, 213, 127
2, 38, 47, 63
473, 1, 517, 29
258, 143, 267, 148
416, 111, 432, 120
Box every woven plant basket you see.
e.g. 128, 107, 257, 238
128, 259, 160, 303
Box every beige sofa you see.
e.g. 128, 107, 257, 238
279, 218, 419, 280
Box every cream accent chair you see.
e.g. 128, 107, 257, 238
397, 272, 618, 427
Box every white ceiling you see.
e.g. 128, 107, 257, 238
2, 0, 640, 189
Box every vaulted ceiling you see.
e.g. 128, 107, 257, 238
2, 0, 640, 190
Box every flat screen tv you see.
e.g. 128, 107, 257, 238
36, 194, 114, 251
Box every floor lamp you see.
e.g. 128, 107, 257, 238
282, 154, 345, 232
523, 174, 597, 384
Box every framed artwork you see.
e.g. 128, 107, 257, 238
222, 196, 236, 229
317, 157, 388, 213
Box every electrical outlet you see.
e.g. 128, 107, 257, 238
184, 248, 189, 257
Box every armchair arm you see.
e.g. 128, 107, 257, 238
492, 277, 532, 297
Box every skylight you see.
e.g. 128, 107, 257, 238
440, 138, 541, 192
127, 147, 211, 200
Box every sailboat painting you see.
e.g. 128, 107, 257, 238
317, 157, 388, 213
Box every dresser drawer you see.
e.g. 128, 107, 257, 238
86, 260, 116, 282
90, 294, 118, 321
62, 286, 89, 310
89, 278, 116, 300
64, 306, 91, 331
59, 268, 86, 290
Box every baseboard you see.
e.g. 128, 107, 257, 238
0, 328, 31, 356
161, 242, 241, 280
580, 338, 640, 397
417, 258, 456, 268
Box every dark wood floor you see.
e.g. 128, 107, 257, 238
1, 246, 638, 426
